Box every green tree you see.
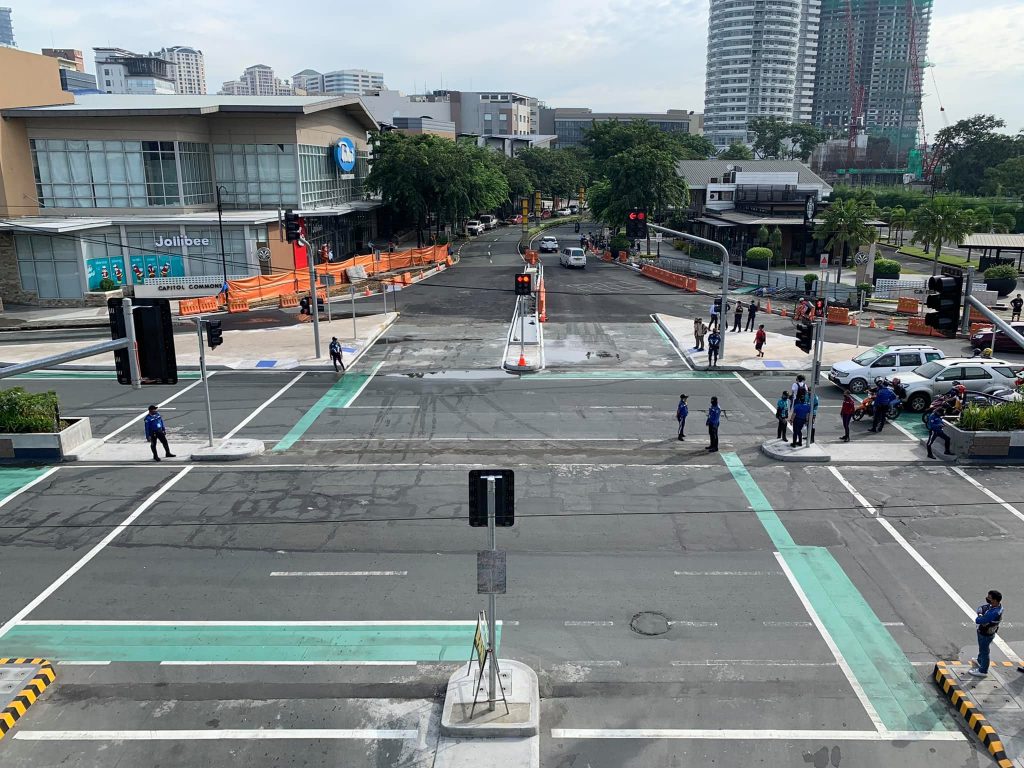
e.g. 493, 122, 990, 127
969, 205, 993, 234
888, 206, 908, 245
788, 123, 827, 162
515, 147, 587, 202
910, 197, 975, 275
757, 225, 770, 245
933, 115, 1024, 194
982, 156, 1024, 197
993, 211, 1017, 233
718, 142, 754, 161
748, 116, 790, 159
769, 226, 783, 260
814, 199, 874, 282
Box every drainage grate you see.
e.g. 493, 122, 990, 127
630, 611, 670, 636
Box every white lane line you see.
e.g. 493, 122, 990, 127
101, 377, 210, 442
222, 372, 304, 440
269, 571, 407, 577
674, 570, 779, 576
15, 729, 419, 741
774, 551, 886, 733
829, 466, 1022, 664
0, 467, 193, 640
266, 437, 677, 443
585, 405, 653, 410
0, 467, 59, 510
567, 660, 622, 667
670, 660, 834, 667
564, 620, 614, 627
951, 467, 1024, 524
881, 622, 905, 627
668, 620, 718, 627
75, 463, 719, 470
345, 405, 421, 409
344, 361, 384, 406
19, 619, 502, 627
732, 372, 776, 412
57, 661, 111, 665
160, 660, 416, 666
550, 729, 964, 742
89, 407, 179, 412
763, 620, 812, 627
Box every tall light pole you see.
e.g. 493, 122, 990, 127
215, 185, 229, 301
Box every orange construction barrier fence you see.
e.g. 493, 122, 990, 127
279, 294, 299, 309
826, 306, 850, 325
896, 297, 920, 314
196, 296, 219, 313
178, 299, 201, 316
228, 298, 250, 313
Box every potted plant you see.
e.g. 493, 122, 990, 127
803, 273, 818, 292
983, 264, 1020, 297
0, 387, 94, 460
872, 257, 901, 283
745, 247, 773, 270
944, 401, 1024, 461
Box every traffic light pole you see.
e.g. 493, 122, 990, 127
300, 238, 321, 359
121, 298, 142, 390
486, 475, 498, 713
960, 267, 974, 337
197, 318, 215, 448
807, 318, 825, 444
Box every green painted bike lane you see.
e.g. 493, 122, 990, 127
0, 623, 501, 663
0, 467, 51, 500
722, 452, 952, 733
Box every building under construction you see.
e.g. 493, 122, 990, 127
813, 0, 932, 173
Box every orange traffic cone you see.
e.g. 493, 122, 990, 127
781, 308, 788, 318
518, 352, 527, 367
886, 318, 896, 331
765, 299, 772, 314
869, 317, 877, 329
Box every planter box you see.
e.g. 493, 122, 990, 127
945, 419, 1024, 462
0, 417, 93, 461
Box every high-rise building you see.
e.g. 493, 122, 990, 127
703, 0, 820, 149
218, 64, 296, 96
541, 107, 704, 148
94, 48, 176, 94
42, 48, 85, 71
812, 0, 931, 163
160, 46, 206, 94
292, 69, 324, 95
322, 69, 384, 95
0, 7, 14, 47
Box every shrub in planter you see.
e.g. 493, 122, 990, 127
609, 234, 631, 254
856, 282, 873, 299
691, 245, 722, 264
97, 277, 120, 292
958, 401, 1024, 432
873, 257, 901, 281
745, 247, 773, 268
0, 387, 60, 433
983, 264, 1020, 296
803, 273, 818, 290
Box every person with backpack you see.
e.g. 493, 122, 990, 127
775, 391, 791, 441
329, 336, 345, 373
676, 394, 689, 441
840, 390, 856, 442
869, 381, 897, 433
707, 329, 721, 368
706, 396, 721, 452
969, 590, 1003, 678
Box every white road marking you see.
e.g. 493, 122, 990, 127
90, 407, 178, 411
265, 437, 680, 443
763, 621, 812, 627
160, 660, 416, 666
564, 620, 614, 627
774, 551, 886, 732
951, 467, 1024, 524
0, 467, 59, 510
732, 372, 776, 412
344, 361, 384, 405
344, 405, 421, 409
269, 571, 408, 577
549, 728, 964, 742
56, 661, 111, 665
881, 622, 905, 627
19, 619, 505, 627
670, 660, 834, 667
585, 405, 653, 410
668, 620, 718, 627
101, 377, 210, 442
829, 466, 1022, 664
15, 729, 419, 741
0, 468, 193, 640
222, 372, 305, 440
674, 571, 779, 576
70, 462, 718, 470
568, 660, 622, 667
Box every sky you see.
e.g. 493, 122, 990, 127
9, 0, 1024, 138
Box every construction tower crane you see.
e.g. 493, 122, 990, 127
845, 0, 865, 165
907, 0, 944, 183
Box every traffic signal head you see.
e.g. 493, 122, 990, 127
795, 319, 814, 354
924, 274, 963, 336
514, 273, 532, 296
284, 210, 302, 243
813, 298, 827, 318
206, 320, 224, 349
625, 209, 648, 239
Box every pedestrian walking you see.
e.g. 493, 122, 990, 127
840, 390, 855, 441
1011, 293, 1023, 322
731, 302, 744, 332
329, 336, 345, 373
754, 324, 766, 358
706, 396, 721, 452
969, 590, 1003, 677
745, 300, 758, 332
676, 394, 689, 440
694, 318, 706, 351
869, 381, 897, 433
926, 408, 954, 458
791, 393, 811, 447
144, 405, 175, 462
775, 391, 791, 441
707, 329, 721, 368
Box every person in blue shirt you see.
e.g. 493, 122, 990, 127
969, 590, 1003, 677
869, 382, 897, 433
144, 405, 175, 462
707, 330, 721, 368
926, 408, 953, 459
775, 391, 791, 441
676, 394, 689, 441
791, 394, 812, 447
809, 392, 820, 442
706, 396, 721, 452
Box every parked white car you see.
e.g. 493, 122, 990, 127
827, 343, 945, 394
465, 220, 485, 236
559, 247, 587, 269
478, 215, 497, 230
554, 208, 573, 217
538, 235, 559, 253
899, 357, 1022, 412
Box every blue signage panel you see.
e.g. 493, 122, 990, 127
334, 137, 356, 173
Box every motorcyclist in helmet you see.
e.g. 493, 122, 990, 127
891, 377, 907, 401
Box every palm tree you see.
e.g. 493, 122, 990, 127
909, 197, 975, 276
888, 206, 908, 245
814, 199, 874, 285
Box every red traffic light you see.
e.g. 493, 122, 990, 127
637, 212, 646, 220
628, 212, 638, 220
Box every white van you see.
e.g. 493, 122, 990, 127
559, 247, 587, 269
479, 215, 497, 230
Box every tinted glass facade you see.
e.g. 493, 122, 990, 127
298, 144, 368, 207
213, 143, 298, 208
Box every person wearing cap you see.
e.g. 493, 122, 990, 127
329, 336, 345, 373
706, 396, 721, 452
143, 405, 175, 462
676, 394, 689, 441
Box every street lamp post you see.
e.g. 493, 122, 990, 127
215, 185, 229, 301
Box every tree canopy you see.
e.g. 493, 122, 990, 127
718, 142, 754, 161
934, 115, 1024, 195
909, 197, 975, 275
747, 117, 826, 161
814, 199, 875, 276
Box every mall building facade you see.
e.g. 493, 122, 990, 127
0, 69, 379, 307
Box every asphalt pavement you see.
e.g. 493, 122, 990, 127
0, 225, 1021, 767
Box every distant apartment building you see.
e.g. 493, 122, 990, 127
42, 48, 85, 71
322, 69, 384, 95
540, 108, 704, 147
159, 46, 206, 95
94, 48, 176, 94
218, 64, 296, 96
356, 89, 452, 127
292, 70, 324, 95
439, 91, 533, 136
0, 7, 13, 47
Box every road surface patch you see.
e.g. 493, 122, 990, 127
933, 661, 1014, 767
0, 658, 55, 741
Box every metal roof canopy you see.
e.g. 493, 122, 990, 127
962, 234, 1024, 250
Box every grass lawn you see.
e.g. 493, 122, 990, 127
897, 245, 971, 267
526, 216, 581, 238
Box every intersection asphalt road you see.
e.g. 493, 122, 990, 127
0, 228, 1021, 767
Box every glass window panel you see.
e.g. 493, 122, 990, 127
18, 260, 37, 293
88, 151, 109, 183
55, 260, 82, 297
87, 140, 103, 151
50, 153, 71, 183
34, 260, 58, 298
126, 153, 145, 184
35, 151, 51, 182
66, 140, 86, 151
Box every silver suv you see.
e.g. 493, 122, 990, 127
899, 358, 1022, 412
827, 343, 944, 394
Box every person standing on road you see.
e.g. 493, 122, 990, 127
144, 405, 175, 462
754, 324, 766, 358
789, 375, 808, 426
707, 328, 721, 368
329, 336, 345, 373
775, 391, 791, 441
731, 302, 744, 332
1011, 293, 1023, 322
969, 590, 1003, 678
694, 318, 706, 351
840, 390, 855, 442
869, 381, 897, 433
709, 301, 720, 331
745, 300, 759, 332
791, 394, 811, 447
676, 394, 689, 441
706, 396, 721, 452
926, 408, 954, 458
810, 392, 820, 442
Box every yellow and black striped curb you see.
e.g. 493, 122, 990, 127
0, 658, 55, 741
933, 661, 1014, 768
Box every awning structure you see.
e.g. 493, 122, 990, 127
0, 217, 113, 233
961, 233, 1024, 269
695, 217, 736, 228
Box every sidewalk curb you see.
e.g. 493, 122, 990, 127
760, 438, 831, 462
933, 661, 1015, 768
0, 658, 55, 740
190, 438, 265, 462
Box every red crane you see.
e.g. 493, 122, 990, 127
846, 0, 865, 165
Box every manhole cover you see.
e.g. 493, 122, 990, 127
630, 611, 670, 636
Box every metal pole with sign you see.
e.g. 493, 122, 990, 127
299, 238, 321, 359
350, 286, 358, 340
655, 231, 663, 258
486, 477, 498, 711
196, 318, 215, 448
121, 298, 142, 390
